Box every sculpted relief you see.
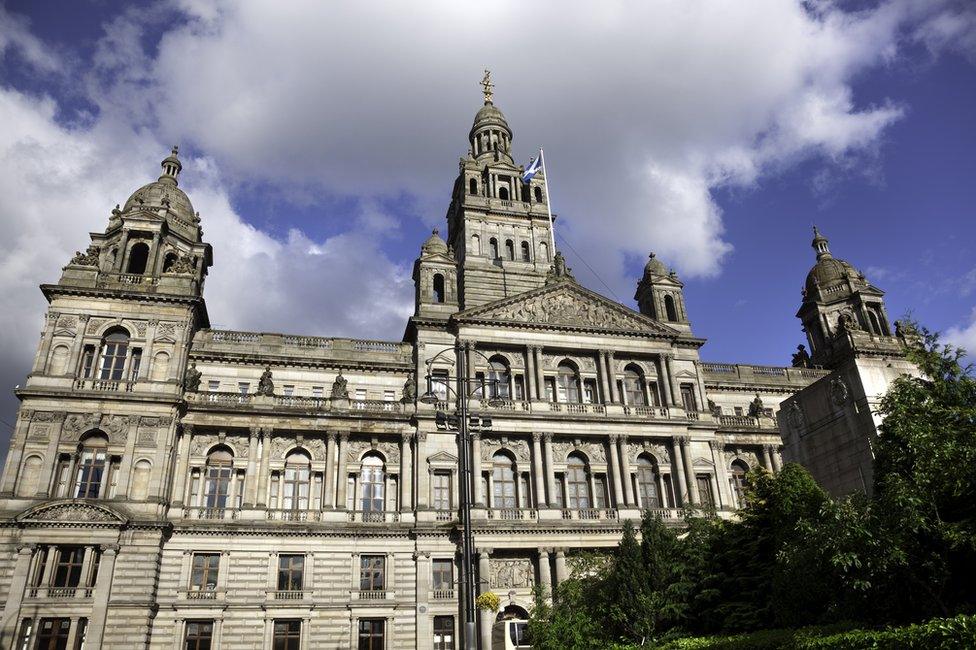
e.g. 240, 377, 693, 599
489, 558, 536, 590
476, 288, 656, 332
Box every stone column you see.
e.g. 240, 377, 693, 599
257, 428, 272, 508
138, 320, 158, 380
525, 346, 537, 401
671, 437, 688, 506
598, 351, 612, 404
656, 472, 668, 508
478, 549, 493, 650
67, 315, 90, 379
534, 347, 545, 401
416, 432, 429, 509
399, 432, 413, 511
323, 432, 337, 508
471, 432, 484, 507
607, 352, 619, 403
538, 548, 552, 596
465, 341, 478, 398
171, 425, 192, 507
761, 445, 774, 472
0, 545, 35, 641
32, 312, 59, 374
335, 434, 349, 509
772, 447, 783, 472
554, 549, 568, 585
0, 410, 34, 496
681, 437, 700, 504
531, 433, 546, 508
86, 545, 119, 648
114, 416, 139, 498
664, 354, 680, 407
607, 434, 625, 508
709, 441, 728, 509
243, 427, 260, 507
693, 360, 709, 414
619, 435, 634, 506
543, 433, 557, 507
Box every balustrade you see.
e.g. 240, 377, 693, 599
182, 506, 239, 520
73, 378, 134, 392
266, 509, 323, 522
347, 511, 400, 523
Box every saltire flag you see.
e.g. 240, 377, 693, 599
522, 151, 543, 182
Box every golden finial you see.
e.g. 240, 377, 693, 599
480, 69, 494, 104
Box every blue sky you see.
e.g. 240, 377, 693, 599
0, 1, 974, 447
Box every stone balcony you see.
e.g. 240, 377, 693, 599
25, 585, 94, 600
423, 398, 709, 424
717, 414, 779, 431
702, 362, 830, 387
185, 391, 409, 416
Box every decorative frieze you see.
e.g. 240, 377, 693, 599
489, 558, 535, 589
345, 438, 400, 465
551, 440, 606, 464
627, 439, 669, 465
481, 437, 530, 463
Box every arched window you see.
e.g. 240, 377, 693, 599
730, 460, 749, 508
505, 240, 515, 261
126, 242, 150, 274
360, 454, 385, 512
566, 454, 591, 509
49, 344, 70, 375
492, 452, 517, 508
17, 455, 43, 497
98, 328, 130, 381
664, 295, 678, 322
432, 274, 445, 303
534, 187, 543, 202
130, 459, 152, 500
469, 178, 478, 195
283, 450, 311, 511
75, 433, 109, 498
520, 241, 530, 262
539, 242, 549, 262
471, 234, 481, 256
162, 252, 178, 273
623, 366, 646, 406
489, 238, 499, 259
204, 447, 234, 508
867, 311, 882, 335
150, 351, 170, 381
636, 456, 661, 508
556, 362, 581, 403
488, 357, 510, 399
498, 186, 509, 200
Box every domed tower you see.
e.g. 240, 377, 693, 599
412, 229, 458, 318
634, 252, 692, 333
445, 71, 556, 308
797, 227, 892, 368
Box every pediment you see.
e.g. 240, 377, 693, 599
692, 457, 714, 467
456, 282, 678, 336
17, 501, 127, 525
427, 451, 458, 465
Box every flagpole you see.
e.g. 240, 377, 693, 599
539, 148, 556, 253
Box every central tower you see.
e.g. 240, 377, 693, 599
445, 72, 556, 309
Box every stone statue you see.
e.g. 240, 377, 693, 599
166, 254, 196, 275
838, 311, 861, 332
331, 371, 349, 399
791, 344, 812, 368
183, 362, 202, 392
707, 399, 721, 416
546, 251, 576, 284
69, 245, 100, 267
894, 319, 917, 339
257, 366, 275, 396
402, 375, 416, 402
748, 393, 764, 418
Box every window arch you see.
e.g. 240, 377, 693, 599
469, 178, 478, 195
204, 447, 234, 508
498, 186, 509, 200
162, 252, 178, 273
150, 351, 170, 381
664, 294, 678, 322
488, 356, 511, 399
623, 366, 646, 406
556, 362, 581, 403
505, 239, 515, 261
130, 459, 152, 501
520, 241, 530, 262
49, 344, 70, 375
126, 242, 150, 274
75, 432, 109, 498
539, 242, 550, 263
566, 453, 592, 508
534, 187, 543, 202
489, 238, 499, 259
492, 452, 517, 508
867, 310, 882, 335
16, 455, 44, 497
471, 234, 481, 256
283, 450, 311, 511
98, 327, 131, 381
636, 455, 661, 508
360, 453, 385, 512
730, 460, 749, 508
432, 274, 445, 303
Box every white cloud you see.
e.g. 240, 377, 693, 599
945, 307, 976, 360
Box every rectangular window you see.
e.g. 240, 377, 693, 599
432, 559, 453, 592
15, 618, 33, 650
73, 618, 88, 650
272, 620, 301, 650
129, 347, 142, 380
359, 555, 385, 592
355, 388, 367, 400
54, 457, 71, 498
238, 381, 249, 395
358, 619, 385, 650
283, 384, 295, 397
433, 616, 455, 650
553, 473, 564, 507
594, 475, 608, 509
53, 547, 85, 588
519, 475, 531, 508
312, 386, 324, 398
514, 375, 525, 400
74, 450, 107, 498
696, 475, 714, 508
544, 377, 556, 402
277, 554, 304, 592
680, 384, 698, 412
207, 380, 220, 392
433, 471, 451, 511
432, 370, 449, 400
733, 406, 743, 416
190, 553, 220, 591
583, 379, 596, 404
35, 619, 70, 649
648, 381, 661, 406
80, 345, 96, 378
184, 620, 213, 650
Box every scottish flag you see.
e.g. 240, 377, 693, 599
522, 151, 543, 182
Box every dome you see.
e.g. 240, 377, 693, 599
421, 229, 448, 255
470, 102, 512, 137
123, 180, 195, 221
804, 257, 861, 297
643, 252, 668, 278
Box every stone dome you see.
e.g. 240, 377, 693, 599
421, 229, 448, 255
123, 180, 195, 221
643, 252, 668, 278
470, 102, 512, 136
803, 227, 865, 299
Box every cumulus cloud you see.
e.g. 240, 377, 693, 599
945, 308, 976, 360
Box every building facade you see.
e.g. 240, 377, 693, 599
0, 85, 914, 649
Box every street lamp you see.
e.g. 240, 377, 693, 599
420, 343, 503, 650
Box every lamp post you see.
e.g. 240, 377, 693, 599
420, 343, 502, 650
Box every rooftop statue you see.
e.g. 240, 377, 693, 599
257, 366, 275, 396
791, 344, 812, 368
182, 362, 202, 392
331, 371, 349, 399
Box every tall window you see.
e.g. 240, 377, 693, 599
468, 178, 478, 195
74, 619, 88, 650
203, 448, 233, 508
664, 294, 678, 322
433, 616, 455, 650
433, 471, 451, 511
277, 555, 304, 592
17, 455, 43, 498
282, 451, 311, 510
35, 619, 71, 650
492, 452, 517, 508
53, 547, 85, 588
433, 274, 445, 303
556, 363, 581, 403
520, 241, 531, 261
566, 454, 592, 509
637, 456, 661, 508
540, 241, 549, 262
489, 238, 499, 259
730, 460, 749, 508
75, 433, 108, 498
623, 367, 646, 406
360, 454, 385, 512
696, 475, 714, 508
488, 357, 510, 399
80, 344, 96, 378
498, 186, 509, 200
360, 555, 385, 592
432, 559, 454, 593
505, 239, 515, 260
184, 621, 213, 650
98, 329, 130, 381
273, 620, 301, 650
680, 384, 698, 413
534, 186, 543, 202
358, 619, 384, 650
126, 242, 150, 274
190, 553, 219, 592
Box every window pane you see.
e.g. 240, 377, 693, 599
185, 621, 213, 650
273, 620, 301, 650
358, 619, 385, 650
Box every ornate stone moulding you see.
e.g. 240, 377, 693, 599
15, 500, 128, 527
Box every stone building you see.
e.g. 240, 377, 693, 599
0, 83, 913, 650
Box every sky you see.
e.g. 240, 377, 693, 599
0, 0, 974, 450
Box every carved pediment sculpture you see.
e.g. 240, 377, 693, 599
18, 501, 125, 525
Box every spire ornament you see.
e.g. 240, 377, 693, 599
480, 69, 494, 104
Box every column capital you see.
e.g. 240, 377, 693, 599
531, 432, 543, 442
709, 440, 724, 451
182, 423, 195, 436
618, 434, 628, 446
248, 426, 261, 438
538, 547, 552, 556
554, 548, 567, 558
16, 544, 36, 555
678, 435, 690, 447
542, 432, 553, 443
328, 431, 338, 442
608, 433, 620, 443
478, 548, 493, 559
339, 432, 349, 442
412, 551, 430, 561
416, 431, 428, 443
401, 430, 416, 441
762, 443, 773, 452
470, 431, 481, 441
